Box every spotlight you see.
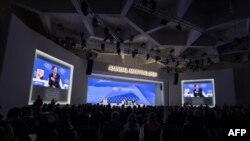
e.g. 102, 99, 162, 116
146, 54, 150, 60
81, 1, 88, 16
160, 19, 168, 25
101, 43, 105, 51
176, 24, 182, 31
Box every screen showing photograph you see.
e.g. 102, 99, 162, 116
181, 79, 215, 107
87, 77, 156, 106
29, 50, 74, 105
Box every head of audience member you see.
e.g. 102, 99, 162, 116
127, 113, 138, 130
147, 112, 157, 123
6, 108, 22, 121
111, 111, 120, 122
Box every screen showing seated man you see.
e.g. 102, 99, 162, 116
182, 79, 215, 107
29, 50, 74, 105
87, 77, 156, 106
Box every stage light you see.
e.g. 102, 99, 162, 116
101, 43, 105, 51
146, 54, 150, 60
176, 24, 182, 31
160, 19, 168, 25
81, 1, 88, 16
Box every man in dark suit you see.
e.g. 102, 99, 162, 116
193, 84, 203, 97
49, 66, 61, 88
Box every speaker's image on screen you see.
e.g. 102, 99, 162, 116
181, 79, 215, 107
87, 77, 156, 105
29, 50, 74, 105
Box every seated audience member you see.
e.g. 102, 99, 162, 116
144, 112, 161, 141
58, 113, 77, 141
123, 113, 140, 141
102, 111, 122, 141
181, 115, 207, 141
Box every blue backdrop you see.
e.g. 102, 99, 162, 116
87, 77, 156, 105
182, 81, 214, 97
32, 57, 71, 89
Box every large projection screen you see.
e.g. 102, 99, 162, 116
87, 74, 163, 106
29, 50, 74, 104
181, 79, 215, 107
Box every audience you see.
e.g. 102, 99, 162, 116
123, 113, 140, 141
0, 97, 249, 141
143, 112, 161, 141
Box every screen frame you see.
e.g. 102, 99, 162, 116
28, 49, 74, 105
87, 73, 165, 105
181, 79, 215, 107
